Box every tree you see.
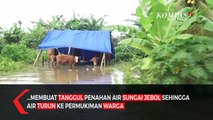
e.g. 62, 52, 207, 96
2, 22, 25, 44
110, 0, 213, 84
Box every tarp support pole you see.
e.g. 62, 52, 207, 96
100, 53, 106, 68
83, 52, 85, 61
42, 56, 45, 67
68, 47, 71, 55
104, 53, 106, 67
33, 50, 42, 67
56, 48, 61, 54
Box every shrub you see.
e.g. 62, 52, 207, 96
0, 38, 6, 53
0, 55, 23, 75
115, 45, 145, 62
1, 44, 36, 63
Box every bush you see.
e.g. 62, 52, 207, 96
0, 38, 6, 53
1, 44, 36, 63
0, 56, 23, 75
114, 45, 145, 62
141, 36, 213, 84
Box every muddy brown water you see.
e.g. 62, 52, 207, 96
0, 65, 124, 84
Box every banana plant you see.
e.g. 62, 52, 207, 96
113, 0, 213, 83
118, 0, 212, 52
119, 1, 195, 54
66, 13, 106, 30
1, 22, 25, 44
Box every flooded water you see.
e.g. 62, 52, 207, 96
0, 65, 124, 84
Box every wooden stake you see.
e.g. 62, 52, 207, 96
33, 50, 42, 67
100, 53, 106, 68
56, 48, 61, 54
104, 53, 106, 67
68, 47, 71, 55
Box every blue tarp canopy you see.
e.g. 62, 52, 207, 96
39, 30, 112, 53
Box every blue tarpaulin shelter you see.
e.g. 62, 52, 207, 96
38, 30, 112, 53
34, 30, 114, 66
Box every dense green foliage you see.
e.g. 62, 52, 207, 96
21, 25, 47, 49
1, 44, 36, 63
112, 0, 213, 84
115, 45, 145, 62
0, 55, 23, 75
2, 22, 25, 44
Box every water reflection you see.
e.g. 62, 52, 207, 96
0, 65, 124, 84
0, 72, 42, 84
54, 68, 79, 84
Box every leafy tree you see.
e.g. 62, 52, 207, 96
112, 0, 213, 84
65, 13, 106, 30
0, 26, 5, 52
32, 13, 106, 30
31, 15, 66, 30
21, 24, 47, 49
1, 21, 25, 44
